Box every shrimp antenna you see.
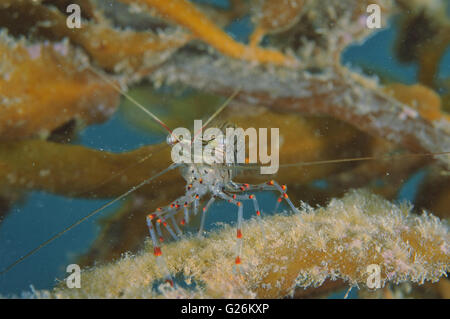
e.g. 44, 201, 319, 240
203, 89, 240, 129
0, 163, 180, 276
193, 88, 240, 140
278, 151, 450, 168
88, 66, 174, 135
234, 151, 450, 171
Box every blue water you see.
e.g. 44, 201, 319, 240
77, 109, 163, 152
0, 194, 119, 296
0, 8, 447, 297
342, 19, 418, 83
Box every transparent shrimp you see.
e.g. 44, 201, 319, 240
145, 150, 300, 284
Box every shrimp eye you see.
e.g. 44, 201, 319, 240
167, 134, 185, 145
166, 134, 176, 145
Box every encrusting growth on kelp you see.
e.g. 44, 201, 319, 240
36, 190, 449, 299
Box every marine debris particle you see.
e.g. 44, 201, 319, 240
46, 190, 449, 299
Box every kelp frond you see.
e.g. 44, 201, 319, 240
43, 190, 449, 299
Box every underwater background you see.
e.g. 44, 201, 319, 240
0, 0, 449, 298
